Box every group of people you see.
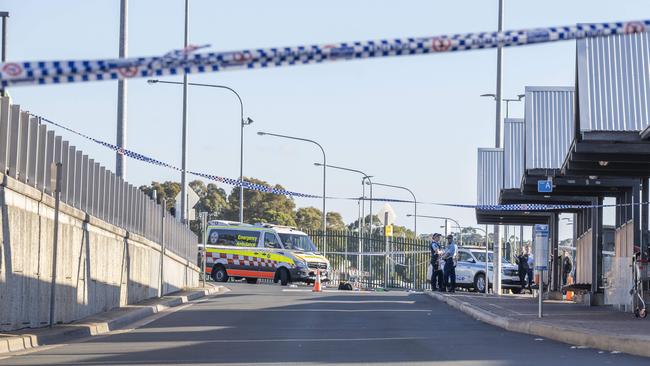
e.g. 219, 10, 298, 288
429, 233, 458, 292
515, 246, 535, 293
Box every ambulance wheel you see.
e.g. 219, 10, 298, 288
245, 277, 258, 284
511, 288, 522, 294
211, 265, 228, 282
277, 268, 289, 286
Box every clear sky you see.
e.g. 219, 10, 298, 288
4, 1, 649, 239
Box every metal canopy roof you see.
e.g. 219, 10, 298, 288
503, 118, 525, 189
563, 32, 650, 177
525, 86, 575, 171
499, 188, 594, 211
521, 171, 638, 196
577, 31, 650, 132
477, 148, 503, 206
476, 209, 552, 225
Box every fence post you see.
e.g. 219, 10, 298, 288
159, 198, 166, 298
200, 212, 207, 288
384, 212, 389, 289
49, 162, 62, 327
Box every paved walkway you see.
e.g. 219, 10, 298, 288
427, 291, 650, 357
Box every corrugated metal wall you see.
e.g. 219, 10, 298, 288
477, 148, 503, 205
525, 86, 575, 170
578, 32, 650, 132
503, 118, 525, 189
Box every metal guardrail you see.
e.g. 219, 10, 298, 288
0, 97, 197, 263
306, 229, 431, 290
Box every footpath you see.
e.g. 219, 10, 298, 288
0, 284, 226, 354
427, 291, 650, 358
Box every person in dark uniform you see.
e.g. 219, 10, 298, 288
515, 249, 528, 293
430, 233, 444, 291
442, 234, 458, 293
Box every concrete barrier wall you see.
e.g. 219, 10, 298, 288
0, 174, 199, 331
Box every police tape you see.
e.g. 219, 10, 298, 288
2, 19, 649, 87
33, 113, 650, 212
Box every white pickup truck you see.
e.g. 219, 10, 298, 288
431, 246, 523, 293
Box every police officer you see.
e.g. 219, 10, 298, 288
430, 233, 443, 291
442, 234, 458, 293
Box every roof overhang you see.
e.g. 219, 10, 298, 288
562, 132, 650, 177
476, 209, 553, 225
521, 168, 638, 197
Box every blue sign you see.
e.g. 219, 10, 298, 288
537, 180, 553, 193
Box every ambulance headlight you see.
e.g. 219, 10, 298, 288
294, 260, 308, 269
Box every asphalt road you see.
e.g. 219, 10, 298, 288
1, 283, 648, 365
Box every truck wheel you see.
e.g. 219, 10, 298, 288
473, 273, 486, 293
211, 265, 229, 282
278, 268, 289, 286
245, 277, 258, 284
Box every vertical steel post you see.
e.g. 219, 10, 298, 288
0, 12, 8, 97
201, 212, 207, 287
49, 162, 62, 327
485, 224, 489, 295
115, 0, 127, 178
179, 0, 189, 224
493, 0, 505, 296
384, 212, 389, 289
159, 198, 166, 297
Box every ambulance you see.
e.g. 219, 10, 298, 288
199, 221, 330, 285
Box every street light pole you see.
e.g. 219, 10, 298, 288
314, 163, 372, 235
0, 12, 9, 97
366, 181, 417, 236
148, 80, 253, 223
115, 0, 128, 178
259, 132, 327, 247
180, 0, 190, 224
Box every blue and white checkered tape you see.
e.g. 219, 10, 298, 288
32, 114, 647, 211
3, 20, 649, 87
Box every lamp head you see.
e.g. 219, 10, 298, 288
243, 117, 254, 126
147, 79, 159, 84
480, 93, 496, 99
517, 94, 525, 100
314, 163, 323, 167
257, 131, 266, 136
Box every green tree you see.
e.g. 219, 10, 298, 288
326, 212, 346, 231
296, 207, 323, 230
222, 177, 297, 225
138, 181, 180, 211
347, 214, 382, 232
189, 180, 229, 217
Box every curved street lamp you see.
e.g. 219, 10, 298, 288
148, 79, 253, 224
258, 131, 327, 247
367, 181, 417, 236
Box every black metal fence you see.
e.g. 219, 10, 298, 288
305, 229, 431, 290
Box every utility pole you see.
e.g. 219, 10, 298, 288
493, 0, 504, 295
180, 0, 189, 224
115, 0, 128, 178
0, 12, 9, 97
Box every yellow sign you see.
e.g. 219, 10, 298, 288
385, 225, 393, 237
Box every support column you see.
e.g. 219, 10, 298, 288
642, 179, 649, 260
551, 213, 560, 291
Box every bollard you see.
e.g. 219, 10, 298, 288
158, 198, 166, 298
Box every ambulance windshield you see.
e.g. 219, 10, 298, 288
278, 234, 317, 252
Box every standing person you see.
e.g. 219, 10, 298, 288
430, 234, 443, 291
525, 246, 534, 293
442, 234, 458, 293
562, 250, 573, 286
515, 249, 528, 293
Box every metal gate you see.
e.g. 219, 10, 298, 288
306, 230, 431, 290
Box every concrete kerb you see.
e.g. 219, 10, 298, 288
0, 285, 227, 355
426, 291, 650, 358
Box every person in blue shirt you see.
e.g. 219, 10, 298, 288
525, 246, 534, 293
442, 234, 458, 293
430, 233, 444, 291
